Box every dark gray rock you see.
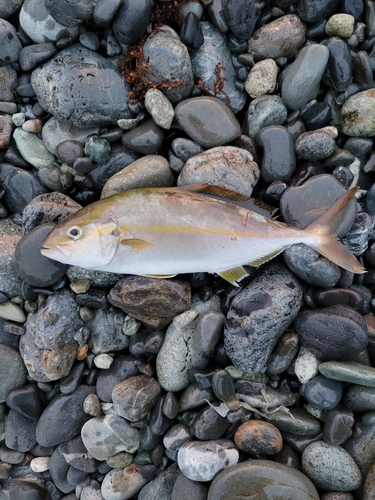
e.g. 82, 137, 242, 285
257, 126, 296, 184
4, 409, 37, 452
224, 263, 303, 373
113, 0, 151, 45
0, 0, 23, 18
49, 438, 80, 494
31, 44, 132, 127
323, 406, 354, 446
138, 464, 179, 500
122, 119, 164, 155
223, 0, 256, 39
0, 19, 22, 64
341, 212, 374, 256
171, 472, 209, 500
190, 21, 246, 112
93, 0, 121, 27
19, 42, 58, 72
0, 345, 27, 403
36, 385, 95, 447
304, 374, 343, 410
344, 384, 375, 412
0, 66, 17, 102
112, 375, 161, 422
44, 0, 96, 27
344, 423, 375, 477
87, 308, 129, 354
190, 405, 227, 440
295, 130, 336, 160
323, 37, 352, 92
297, 0, 340, 23
295, 305, 368, 361
6, 384, 42, 420
243, 95, 288, 139
142, 25, 193, 104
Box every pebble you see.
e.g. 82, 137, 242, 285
175, 96, 241, 148
19, 0, 79, 43
0, 301, 26, 323
304, 374, 343, 410
257, 126, 296, 184
19, 42, 58, 72
323, 37, 352, 92
245, 59, 278, 98
96, 355, 142, 403
31, 44, 132, 128
84, 136, 111, 164
0, 345, 27, 403
5, 408, 37, 452
342, 89, 375, 136
81, 414, 140, 461
171, 472, 208, 500
177, 146, 260, 197
302, 441, 362, 491
101, 155, 174, 198
87, 309, 129, 354
313, 287, 365, 309
44, 0, 96, 27
344, 384, 375, 411
138, 464, 179, 500
243, 95, 287, 139
190, 22, 246, 113
234, 420, 282, 455
1, 165, 47, 215
101, 464, 148, 500
30, 457, 50, 473
191, 404, 227, 440
0, 115, 14, 149
180, 12, 204, 49
223, 0, 255, 39
156, 309, 224, 392
267, 332, 299, 376
0, 19, 22, 64
247, 15, 306, 61
269, 407, 321, 436
177, 440, 239, 482
323, 406, 354, 445
297, 0, 340, 23
295, 305, 368, 361
319, 360, 375, 387
224, 263, 302, 373
108, 276, 191, 330
13, 128, 55, 169
112, 374, 161, 422
144, 88, 174, 130
208, 460, 319, 500
282, 44, 329, 111
121, 119, 164, 155
295, 130, 336, 160
6, 384, 42, 420
0, 219, 23, 297
326, 13, 355, 36
343, 422, 375, 477
94, 354, 113, 369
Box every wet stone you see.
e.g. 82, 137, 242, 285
108, 276, 191, 330
163, 423, 192, 451
19, 42, 58, 72
177, 440, 239, 482
342, 89, 375, 137
84, 136, 111, 164
270, 407, 321, 436
96, 356, 142, 403
295, 130, 336, 160
304, 374, 343, 410
323, 406, 354, 446
243, 95, 287, 139
247, 15, 306, 61
212, 370, 235, 401
344, 384, 375, 411
208, 460, 319, 500
180, 12, 204, 49
171, 473, 209, 500
175, 96, 241, 148
6, 384, 42, 420
300, 100, 332, 131
313, 287, 364, 309
223, 0, 256, 39
302, 441, 361, 491
5, 409, 37, 452
0, 115, 14, 149
319, 360, 375, 387
144, 88, 174, 130
343, 422, 375, 477
282, 44, 329, 111
297, 0, 340, 23
101, 464, 148, 500
112, 375, 161, 422
0, 345, 27, 403
245, 59, 278, 99
190, 405, 227, 440
256, 126, 296, 184
138, 464, 179, 500
323, 37, 353, 92
177, 146, 260, 198
234, 420, 282, 455
225, 263, 302, 373
122, 119, 164, 156
87, 308, 129, 354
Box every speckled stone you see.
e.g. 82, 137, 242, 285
0, 219, 23, 296
112, 375, 161, 422
234, 420, 282, 455
344, 384, 375, 412
144, 89, 174, 130
245, 59, 278, 98
208, 460, 319, 500
101, 464, 148, 500
325, 14, 355, 37
302, 441, 361, 491
319, 361, 375, 387
177, 146, 260, 198
295, 130, 336, 160
342, 89, 375, 137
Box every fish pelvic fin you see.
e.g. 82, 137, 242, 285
217, 266, 249, 286
304, 186, 366, 274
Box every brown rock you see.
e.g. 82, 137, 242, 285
0, 115, 14, 149
107, 276, 191, 329
234, 419, 283, 455
248, 15, 306, 61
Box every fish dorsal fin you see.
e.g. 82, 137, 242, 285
176, 184, 277, 219
176, 183, 248, 201
217, 266, 249, 286
248, 249, 284, 267
139, 273, 177, 279
120, 238, 154, 252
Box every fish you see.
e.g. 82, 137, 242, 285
40, 183, 365, 286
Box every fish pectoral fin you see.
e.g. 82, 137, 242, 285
120, 238, 154, 253
217, 266, 249, 286
248, 249, 283, 267
139, 274, 177, 279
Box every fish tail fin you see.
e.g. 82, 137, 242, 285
304, 187, 366, 274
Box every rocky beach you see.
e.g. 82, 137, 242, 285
1, 0, 375, 498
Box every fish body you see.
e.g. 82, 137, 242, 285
41, 184, 365, 285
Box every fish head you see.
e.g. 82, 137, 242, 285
41, 206, 120, 269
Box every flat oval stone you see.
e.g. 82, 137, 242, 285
112, 0, 151, 45
319, 361, 375, 387
304, 374, 343, 410
112, 375, 161, 422
101, 155, 174, 198
313, 288, 364, 309
234, 420, 282, 455
323, 37, 352, 92
302, 441, 361, 491
257, 126, 296, 183
282, 45, 329, 111
243, 95, 287, 139
101, 464, 147, 500
342, 89, 375, 137
13, 128, 55, 169
175, 96, 241, 148
208, 460, 319, 500
295, 305, 368, 361
323, 406, 354, 446
177, 440, 239, 482
121, 119, 164, 155
295, 130, 336, 160
177, 146, 259, 197
269, 407, 321, 436
325, 14, 355, 37
247, 15, 306, 61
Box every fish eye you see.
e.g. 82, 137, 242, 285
67, 226, 82, 240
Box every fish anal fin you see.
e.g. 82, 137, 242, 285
248, 249, 284, 267
120, 238, 154, 253
140, 274, 177, 279
217, 266, 249, 286
177, 183, 248, 201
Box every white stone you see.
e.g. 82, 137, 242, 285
245, 59, 278, 98
325, 14, 355, 38
94, 354, 114, 369
0, 301, 26, 323
30, 457, 50, 472
295, 347, 320, 384
145, 88, 175, 129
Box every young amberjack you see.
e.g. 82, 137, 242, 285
41, 184, 365, 286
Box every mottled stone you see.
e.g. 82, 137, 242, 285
224, 263, 302, 373
245, 59, 278, 98
112, 375, 161, 422
295, 130, 336, 160
121, 119, 164, 155
0, 115, 14, 149
243, 95, 288, 139
108, 276, 191, 330
101, 464, 147, 500
342, 89, 375, 137
325, 14, 355, 37
0, 219, 23, 296
234, 420, 282, 455
178, 146, 260, 197
87, 309, 129, 354
145, 89, 174, 129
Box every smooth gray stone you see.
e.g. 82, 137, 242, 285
113, 0, 151, 44
171, 472, 209, 500
297, 0, 340, 23
190, 21, 246, 112
0, 18, 22, 64
4, 409, 37, 452
138, 464, 179, 500
101, 465, 147, 500
269, 408, 321, 436
343, 423, 375, 477
163, 423, 192, 451
93, 0, 121, 27
243, 95, 287, 139
319, 361, 375, 387
87, 308, 129, 354
207, 0, 228, 32
257, 125, 296, 184
178, 385, 215, 412
122, 119, 164, 155
31, 44, 132, 127
302, 441, 361, 491
282, 45, 329, 111
344, 384, 375, 411
49, 443, 75, 494
1, 165, 47, 215
0, 0, 23, 18
172, 138, 204, 162
224, 263, 302, 373
223, 0, 256, 39
304, 374, 342, 410
44, 0, 96, 27
175, 96, 241, 148
0, 345, 27, 403
143, 25, 193, 104
208, 460, 319, 500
